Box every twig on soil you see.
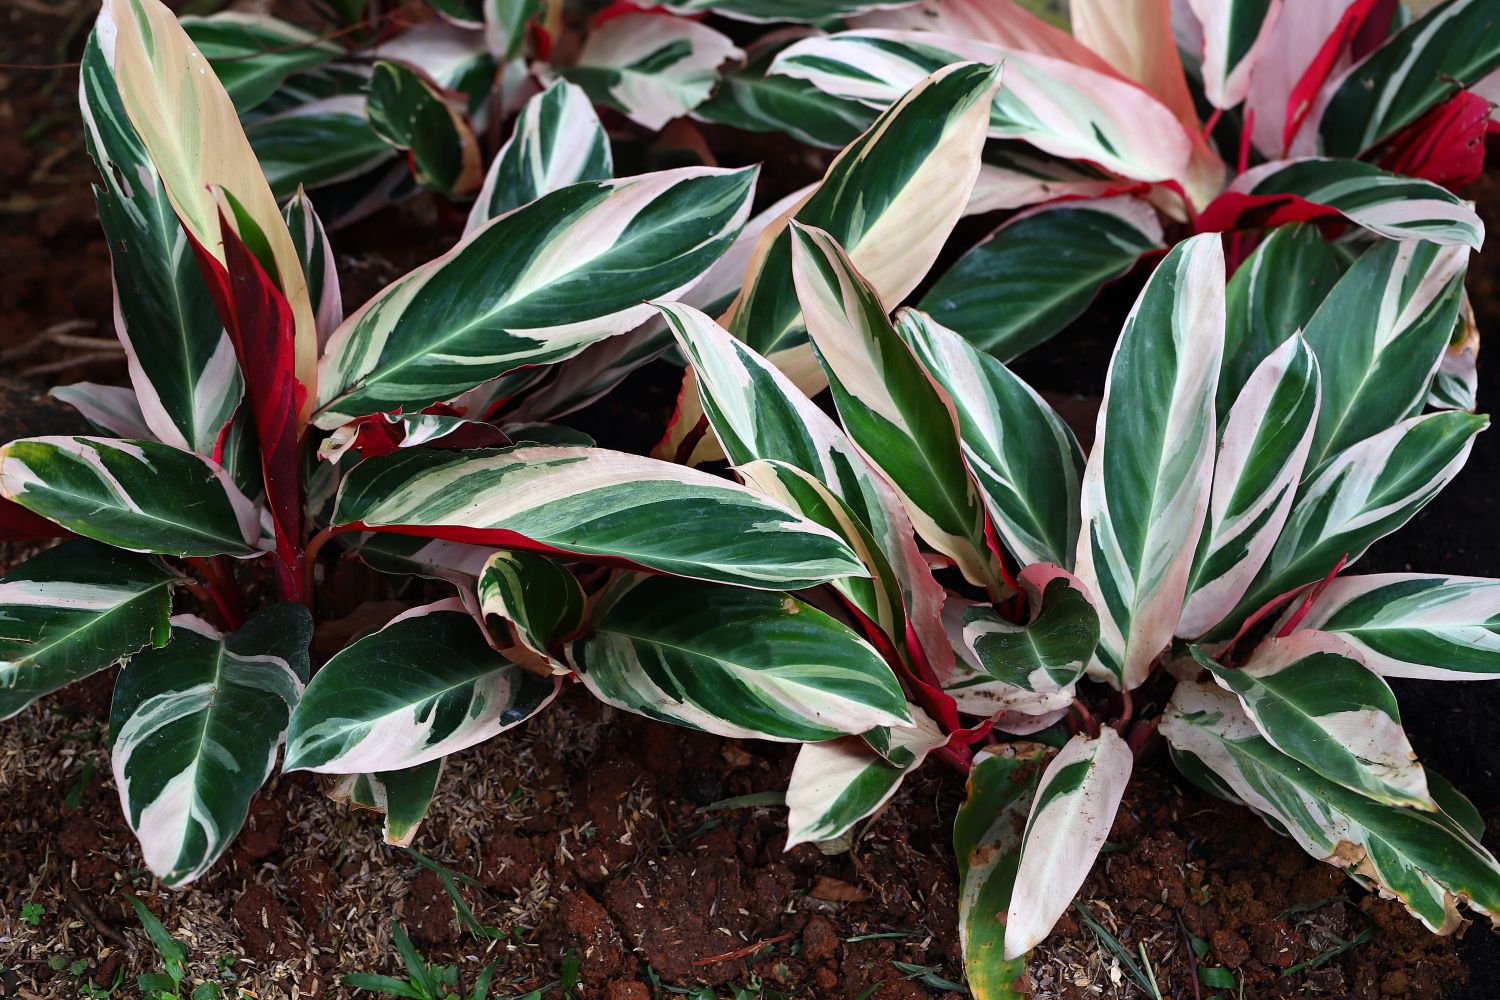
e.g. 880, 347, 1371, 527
693, 931, 794, 966
61, 882, 128, 949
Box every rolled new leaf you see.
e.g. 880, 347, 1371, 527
478, 550, 585, 669
784, 707, 946, 848
1285, 574, 1500, 680
1004, 728, 1132, 959
1195, 633, 1433, 810
1074, 234, 1225, 689
964, 564, 1098, 697
0, 541, 176, 720
285, 602, 559, 774
314, 165, 756, 427
112, 604, 311, 886
1179, 335, 1320, 639
955, 744, 1050, 1000
332, 445, 867, 591
791, 223, 998, 594
565, 574, 912, 742
0, 437, 261, 558
897, 309, 1084, 569
1162, 681, 1500, 934
1186, 0, 1283, 109
465, 80, 612, 234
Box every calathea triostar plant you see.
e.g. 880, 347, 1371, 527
0, 0, 1009, 887
654, 208, 1500, 992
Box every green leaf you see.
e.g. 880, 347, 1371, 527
1218, 224, 1343, 415
1074, 234, 1225, 689
1162, 681, 1500, 934
565, 574, 911, 742
791, 223, 997, 594
1006, 729, 1132, 958
0, 541, 176, 719
953, 744, 1049, 1000
919, 197, 1164, 361
964, 564, 1099, 696
465, 80, 611, 233
111, 604, 311, 886
314, 166, 755, 426
784, 708, 946, 847
478, 550, 585, 668
332, 758, 445, 847
1316, 0, 1500, 156
1180, 335, 1321, 639
368, 59, 483, 198
247, 98, 393, 202
556, 13, 740, 131
1221, 411, 1488, 636
285, 602, 558, 774
332, 444, 868, 591
80, 29, 242, 455
0, 437, 262, 558
1195, 632, 1433, 810
182, 13, 341, 113
1288, 573, 1500, 681
1302, 239, 1466, 469
897, 308, 1084, 569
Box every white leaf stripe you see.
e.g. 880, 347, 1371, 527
1179, 335, 1320, 639
314, 166, 756, 427
285, 602, 559, 774
1288, 574, 1500, 680
466, 80, 612, 235
332, 445, 867, 591
1162, 681, 1500, 934
1005, 729, 1132, 959
1074, 235, 1225, 689
0, 436, 262, 558
784, 707, 945, 848
0, 541, 176, 720
111, 605, 310, 886
1198, 632, 1433, 810
566, 574, 912, 742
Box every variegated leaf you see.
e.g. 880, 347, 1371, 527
941, 604, 1076, 722
792, 224, 997, 594
1315, 0, 1500, 156
556, 14, 740, 131
1074, 235, 1225, 689
317, 411, 509, 463
769, 30, 1195, 189
1186, 0, 1284, 109
1217, 159, 1484, 249
346, 535, 494, 595
331, 445, 867, 590
665, 0, 918, 20
1303, 240, 1467, 469
330, 759, 444, 848
1162, 681, 1500, 934
784, 707, 946, 848
658, 301, 948, 671
314, 166, 755, 426
0, 437, 261, 558
1005, 728, 1132, 959
49, 383, 154, 440
1287, 574, 1500, 681
897, 309, 1083, 569
103, 0, 318, 420
283, 189, 343, 348
367, 60, 484, 198
111, 604, 311, 886
181, 12, 340, 113
919, 196, 1165, 361
1222, 411, 1488, 634
285, 601, 559, 774
1071, 0, 1199, 127
1243, 0, 1367, 157
246, 96, 394, 202
954, 743, 1048, 1000
964, 564, 1098, 695
484, 0, 540, 60
1195, 633, 1432, 810
1179, 336, 1320, 638
0, 541, 176, 720
478, 550, 584, 669
1428, 293, 1479, 411
565, 574, 911, 742
465, 80, 612, 235
1218, 223, 1343, 411
79, 29, 241, 456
